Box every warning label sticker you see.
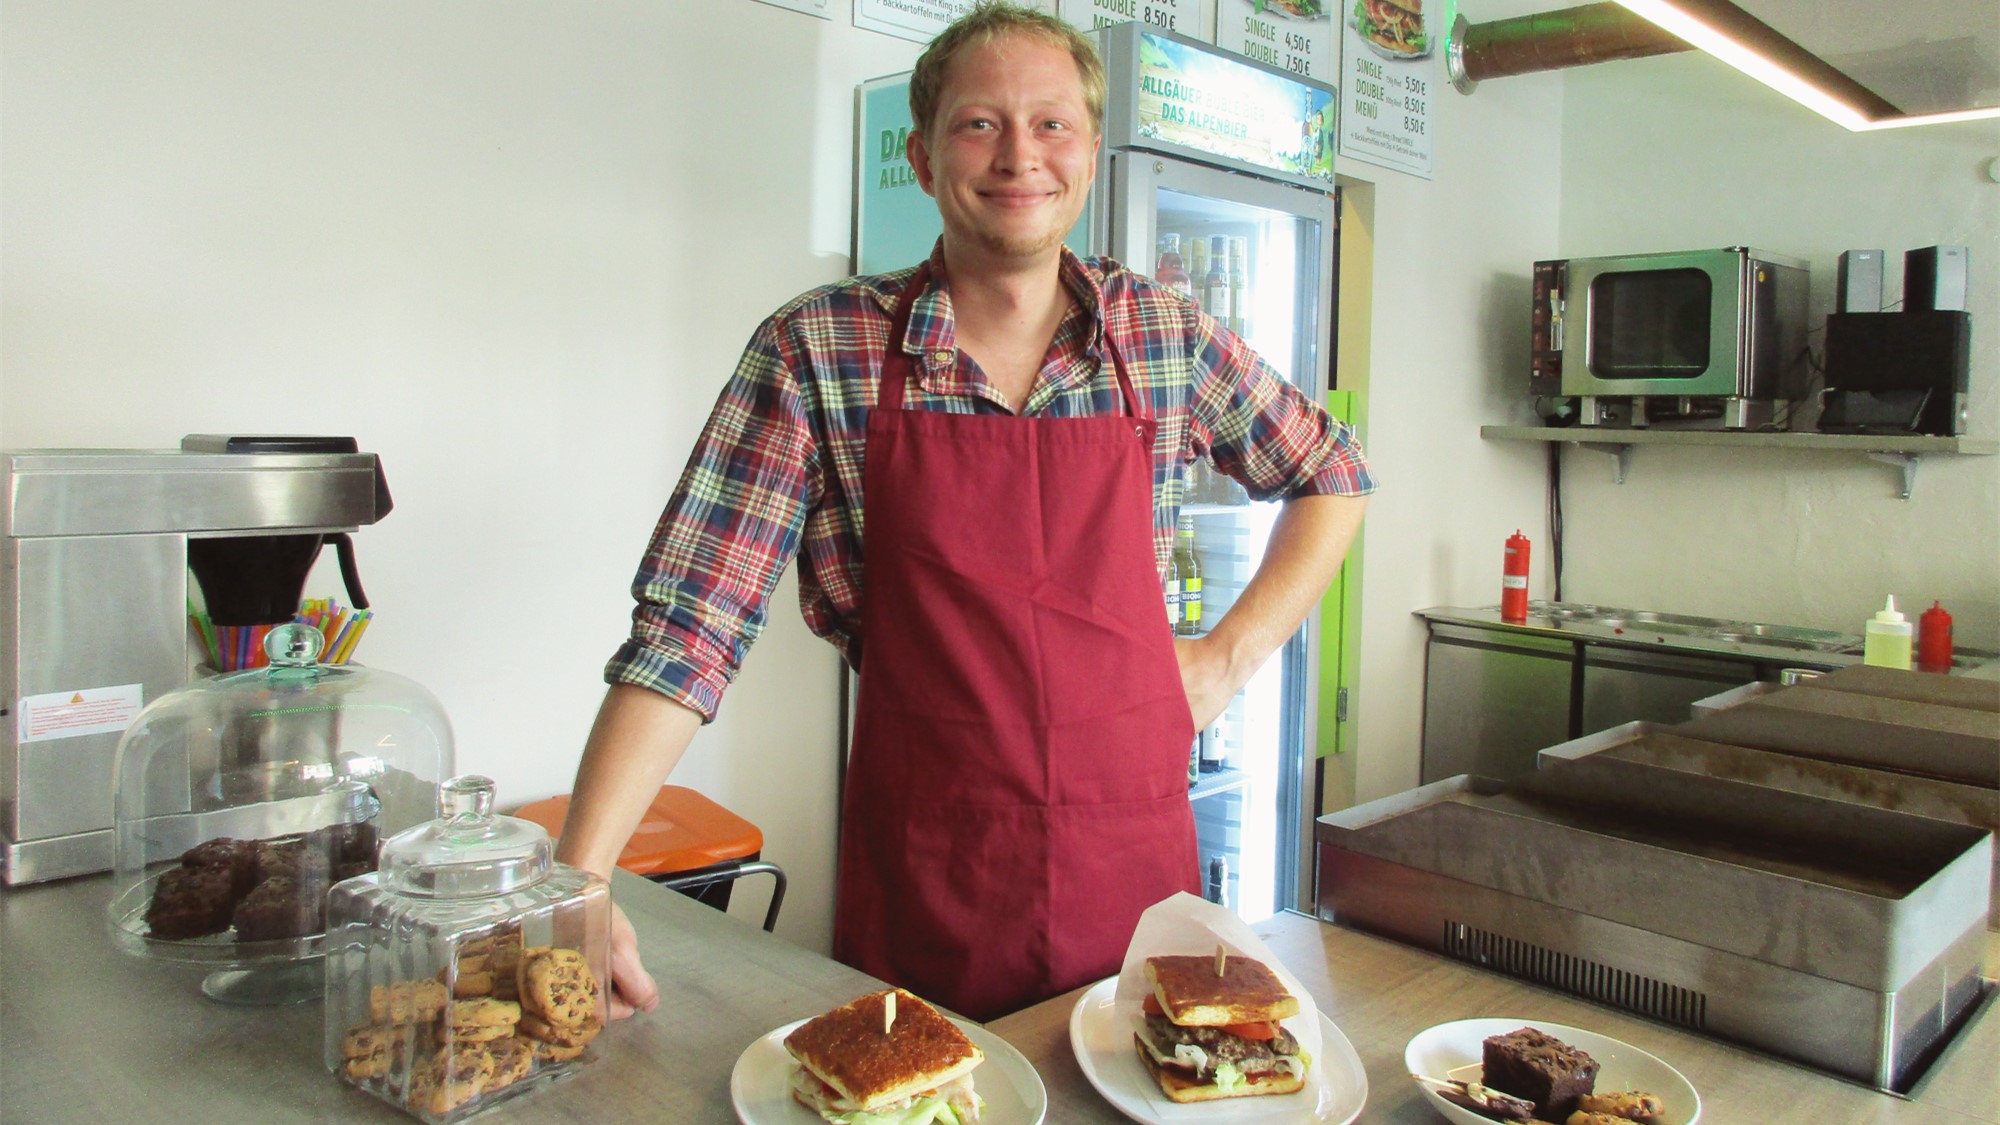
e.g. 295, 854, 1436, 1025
18, 684, 146, 744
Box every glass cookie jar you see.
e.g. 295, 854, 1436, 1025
324, 775, 612, 1123
107, 622, 453, 1003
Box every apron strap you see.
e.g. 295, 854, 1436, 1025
877, 263, 1146, 419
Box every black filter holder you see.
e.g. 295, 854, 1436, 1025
182, 436, 391, 625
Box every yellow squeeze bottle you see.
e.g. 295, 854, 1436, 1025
1863, 596, 1912, 669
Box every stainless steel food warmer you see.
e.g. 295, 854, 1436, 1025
1315, 753, 1991, 1092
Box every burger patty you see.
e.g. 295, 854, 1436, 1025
1142, 1014, 1300, 1069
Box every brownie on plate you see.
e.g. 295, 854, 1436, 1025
1481, 1026, 1599, 1119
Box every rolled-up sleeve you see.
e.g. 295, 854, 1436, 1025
604, 315, 821, 721
1189, 320, 1376, 501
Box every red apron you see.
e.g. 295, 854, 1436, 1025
833, 266, 1200, 1022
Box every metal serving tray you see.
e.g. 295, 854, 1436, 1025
1315, 760, 1992, 1092
1808, 664, 2000, 713
1676, 680, 1999, 788
1541, 722, 2000, 927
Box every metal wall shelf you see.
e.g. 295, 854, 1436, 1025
1482, 425, 1998, 499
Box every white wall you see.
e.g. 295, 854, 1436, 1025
1333, 24, 1567, 804
2, 0, 918, 951
1553, 53, 2000, 649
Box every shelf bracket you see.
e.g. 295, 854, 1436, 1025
1867, 451, 1920, 500
1579, 442, 1634, 485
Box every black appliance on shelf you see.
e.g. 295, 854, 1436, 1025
1818, 310, 1971, 436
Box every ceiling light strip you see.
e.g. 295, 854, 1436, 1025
1613, 0, 1907, 129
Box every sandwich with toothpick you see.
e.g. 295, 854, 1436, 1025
1134, 949, 1310, 1102
783, 988, 985, 1124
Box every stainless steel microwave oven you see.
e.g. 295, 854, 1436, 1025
1531, 247, 1810, 428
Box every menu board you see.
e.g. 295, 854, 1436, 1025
1336, 0, 1436, 177
1058, 0, 1215, 41
854, 0, 977, 43
1213, 0, 1336, 84
854, 76, 942, 275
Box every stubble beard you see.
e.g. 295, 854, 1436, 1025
968, 222, 1070, 261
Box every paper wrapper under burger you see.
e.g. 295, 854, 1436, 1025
1115, 893, 1335, 1115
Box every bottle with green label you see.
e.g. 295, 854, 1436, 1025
1163, 548, 1182, 632
1173, 515, 1202, 637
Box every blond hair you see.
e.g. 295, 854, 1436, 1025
908, 2, 1106, 139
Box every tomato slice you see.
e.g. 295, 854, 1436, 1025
1219, 1020, 1279, 1040
1142, 994, 1164, 1017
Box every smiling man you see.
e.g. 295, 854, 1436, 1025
557, 1, 1375, 1024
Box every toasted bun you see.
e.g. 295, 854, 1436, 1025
783, 989, 981, 1112
1133, 1033, 1307, 1103
1144, 954, 1300, 1026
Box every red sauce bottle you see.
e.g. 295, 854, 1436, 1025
1917, 601, 1954, 673
1501, 531, 1530, 622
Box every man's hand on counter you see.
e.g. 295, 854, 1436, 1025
607, 902, 661, 1020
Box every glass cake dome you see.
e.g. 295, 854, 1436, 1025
106, 622, 454, 1003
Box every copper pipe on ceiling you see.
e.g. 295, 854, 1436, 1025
1447, 1, 1907, 124
1447, 3, 1692, 94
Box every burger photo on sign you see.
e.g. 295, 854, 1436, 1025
1256, 0, 1329, 20
1351, 0, 1432, 58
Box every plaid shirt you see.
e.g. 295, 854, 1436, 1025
608, 245, 1376, 720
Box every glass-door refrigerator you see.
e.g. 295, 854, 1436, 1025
852, 22, 1346, 924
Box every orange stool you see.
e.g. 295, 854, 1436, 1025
515, 786, 786, 932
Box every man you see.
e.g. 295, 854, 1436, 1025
560, 2, 1373, 1023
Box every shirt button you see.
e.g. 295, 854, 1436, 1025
930, 350, 952, 366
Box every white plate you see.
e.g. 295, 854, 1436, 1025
1404, 1019, 1701, 1125
730, 1015, 1047, 1125
1068, 975, 1368, 1124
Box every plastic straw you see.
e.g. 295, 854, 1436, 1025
331, 611, 371, 664
187, 601, 222, 670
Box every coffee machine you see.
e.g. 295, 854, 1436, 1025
1, 435, 392, 884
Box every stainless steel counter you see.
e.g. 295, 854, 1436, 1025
5, 870, 1997, 1122
1414, 602, 1993, 784
991, 912, 2000, 1125
0, 869, 886, 1122
1417, 602, 1995, 672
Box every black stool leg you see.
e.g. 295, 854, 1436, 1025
649, 862, 787, 933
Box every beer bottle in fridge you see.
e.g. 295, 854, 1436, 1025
1163, 548, 1182, 632
1227, 237, 1249, 336
1203, 236, 1230, 323
1173, 515, 1202, 637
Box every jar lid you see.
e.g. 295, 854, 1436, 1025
378, 776, 552, 898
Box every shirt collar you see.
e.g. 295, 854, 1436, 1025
891, 241, 1110, 400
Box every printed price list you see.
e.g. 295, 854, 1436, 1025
1347, 58, 1426, 136
1218, 0, 1333, 82
1336, 29, 1435, 177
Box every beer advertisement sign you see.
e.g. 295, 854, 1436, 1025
1132, 30, 1336, 185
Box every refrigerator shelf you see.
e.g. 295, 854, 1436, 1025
1189, 767, 1249, 802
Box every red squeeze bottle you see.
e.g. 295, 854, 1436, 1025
1501, 530, 1531, 622
1918, 601, 1954, 672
